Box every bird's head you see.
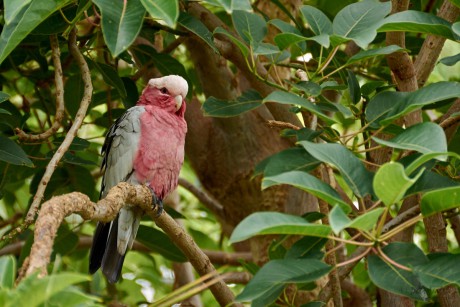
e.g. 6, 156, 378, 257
138, 75, 188, 117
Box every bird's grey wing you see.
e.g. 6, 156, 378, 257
89, 106, 144, 283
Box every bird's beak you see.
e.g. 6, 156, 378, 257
174, 95, 183, 111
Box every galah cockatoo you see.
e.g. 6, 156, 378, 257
89, 75, 188, 283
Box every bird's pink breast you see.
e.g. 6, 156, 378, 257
134, 106, 187, 199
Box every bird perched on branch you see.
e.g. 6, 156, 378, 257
89, 75, 188, 283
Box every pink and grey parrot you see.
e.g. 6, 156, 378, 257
89, 75, 188, 283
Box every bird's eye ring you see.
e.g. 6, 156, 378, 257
160, 87, 168, 94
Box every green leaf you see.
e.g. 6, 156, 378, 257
88, 59, 127, 99
141, 0, 178, 28
178, 12, 218, 54
202, 90, 262, 117
149, 51, 190, 86
285, 236, 328, 259
0, 256, 16, 289
203, 0, 252, 13
262, 171, 351, 212
404, 151, 460, 176
453, 22, 460, 36
347, 70, 361, 104
136, 225, 186, 262
372, 123, 447, 158
0, 92, 10, 104
273, 33, 308, 50
366, 82, 460, 126
407, 170, 459, 196
10, 273, 90, 307
236, 259, 331, 305
0, 136, 34, 167
263, 91, 335, 124
347, 45, 406, 65
414, 254, 460, 289
332, 1, 391, 48
290, 81, 322, 97
0, 0, 73, 64
298, 141, 374, 198
4, 0, 32, 24
64, 74, 85, 117
229, 212, 331, 243
255, 147, 320, 177
300, 5, 332, 47
53, 225, 79, 255
329, 206, 384, 235
378, 11, 456, 40
300, 5, 333, 36
439, 53, 460, 66
368, 244, 429, 301
93, 0, 146, 57
373, 162, 423, 206
421, 186, 460, 217
45, 287, 102, 306
214, 27, 249, 57
232, 10, 267, 44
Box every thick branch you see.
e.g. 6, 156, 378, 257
24, 28, 93, 224
15, 34, 65, 141
20, 182, 238, 306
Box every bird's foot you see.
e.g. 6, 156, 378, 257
148, 187, 163, 217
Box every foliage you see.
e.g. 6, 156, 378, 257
0, 0, 459, 305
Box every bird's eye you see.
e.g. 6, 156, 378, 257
160, 87, 168, 94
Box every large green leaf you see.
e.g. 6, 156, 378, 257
347, 45, 406, 65
332, 0, 391, 48
178, 12, 218, 54
229, 212, 331, 243
4, 0, 32, 24
232, 10, 267, 44
373, 162, 423, 206
202, 90, 262, 117
0, 0, 72, 64
10, 273, 90, 307
263, 91, 335, 124
236, 259, 331, 305
93, 0, 146, 57
373, 123, 447, 158
421, 186, 460, 217
136, 225, 186, 262
262, 171, 351, 212
255, 147, 320, 177
298, 141, 374, 198
366, 82, 460, 126
141, 0, 178, 28
415, 254, 460, 289
368, 243, 429, 301
0, 256, 16, 289
378, 11, 456, 40
0, 136, 34, 167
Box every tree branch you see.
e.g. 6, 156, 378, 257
19, 182, 238, 306
26, 28, 92, 223
414, 0, 460, 87
178, 177, 224, 218
15, 34, 65, 142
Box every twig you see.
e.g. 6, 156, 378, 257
266, 120, 301, 130
178, 177, 224, 218
19, 182, 238, 306
15, 35, 65, 141
25, 28, 93, 224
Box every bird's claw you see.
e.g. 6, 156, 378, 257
148, 187, 163, 217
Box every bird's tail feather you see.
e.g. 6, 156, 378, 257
89, 222, 110, 274
101, 217, 126, 283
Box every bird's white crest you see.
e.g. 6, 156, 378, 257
147, 75, 188, 99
